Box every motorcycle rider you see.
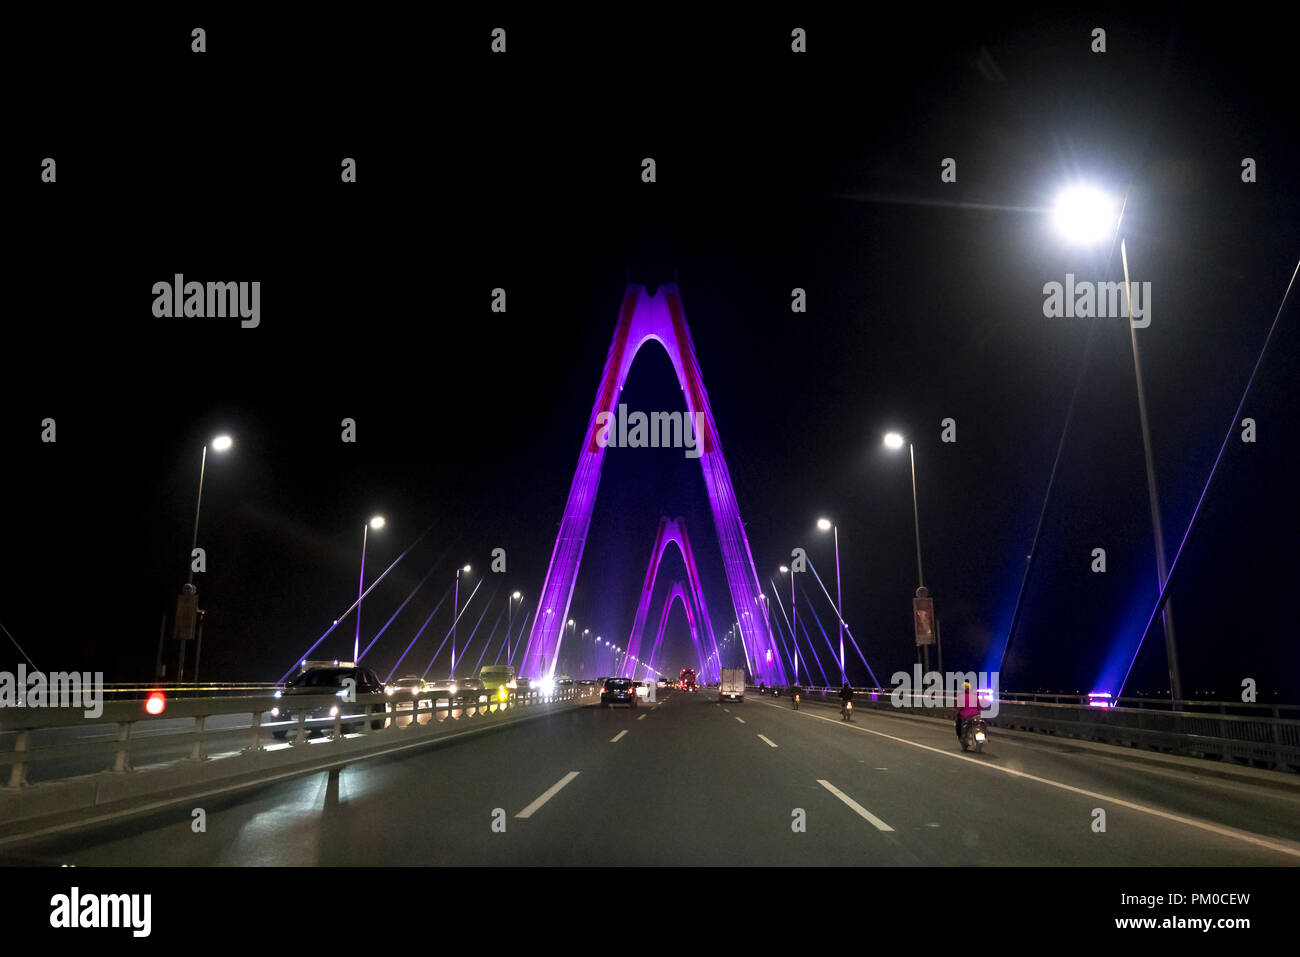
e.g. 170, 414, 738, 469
790, 682, 800, 709
956, 680, 981, 743
840, 682, 854, 718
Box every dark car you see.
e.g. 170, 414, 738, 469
601, 677, 638, 708
271, 665, 387, 739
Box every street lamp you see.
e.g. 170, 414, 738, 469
817, 517, 845, 683
354, 514, 386, 662
187, 434, 233, 586
507, 591, 522, 665
452, 564, 471, 678
884, 433, 925, 587
174, 434, 232, 681
884, 432, 932, 669
1051, 184, 1181, 704
1052, 185, 1116, 246
779, 565, 797, 685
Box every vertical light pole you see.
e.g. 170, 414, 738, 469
354, 515, 385, 663
780, 565, 797, 685
452, 564, 470, 678
885, 432, 930, 671
1053, 185, 1181, 704
508, 591, 522, 664
565, 618, 575, 678
817, 518, 845, 682
177, 434, 232, 681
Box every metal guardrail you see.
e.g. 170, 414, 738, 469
96, 682, 283, 699
0, 686, 593, 787
748, 685, 1300, 773
0, 686, 598, 832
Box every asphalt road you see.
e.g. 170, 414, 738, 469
9, 690, 1300, 865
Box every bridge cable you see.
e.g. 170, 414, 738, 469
1116, 258, 1299, 699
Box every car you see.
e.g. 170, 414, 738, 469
601, 677, 638, 708
656, 678, 667, 688
386, 674, 427, 695
385, 674, 433, 726
457, 676, 486, 701
271, 665, 386, 738
634, 681, 650, 698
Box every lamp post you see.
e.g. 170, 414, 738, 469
817, 518, 845, 682
508, 591, 522, 664
354, 515, 385, 662
176, 434, 232, 681
885, 432, 933, 671
1052, 184, 1181, 705
780, 565, 797, 685
452, 564, 470, 678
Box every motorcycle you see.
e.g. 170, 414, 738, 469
840, 699, 853, 721
960, 715, 988, 753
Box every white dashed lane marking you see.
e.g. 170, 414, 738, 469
818, 779, 895, 832
516, 771, 581, 819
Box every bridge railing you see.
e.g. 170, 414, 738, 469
0, 685, 598, 832
745, 685, 1300, 773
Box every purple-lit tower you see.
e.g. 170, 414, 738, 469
518, 283, 786, 685
621, 517, 721, 682
645, 581, 710, 681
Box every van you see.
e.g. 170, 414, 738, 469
720, 667, 745, 702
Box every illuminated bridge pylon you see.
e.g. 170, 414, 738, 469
518, 282, 786, 685
644, 581, 711, 682
621, 517, 721, 682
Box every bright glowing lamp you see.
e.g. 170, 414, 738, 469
1052, 185, 1117, 245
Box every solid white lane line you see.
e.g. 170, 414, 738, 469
817, 779, 895, 831
516, 771, 581, 819
798, 709, 1300, 860
610, 730, 629, 742
735, 716, 746, 724
637, 714, 647, 721
757, 734, 778, 748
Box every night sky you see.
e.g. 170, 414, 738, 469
6, 9, 1297, 700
